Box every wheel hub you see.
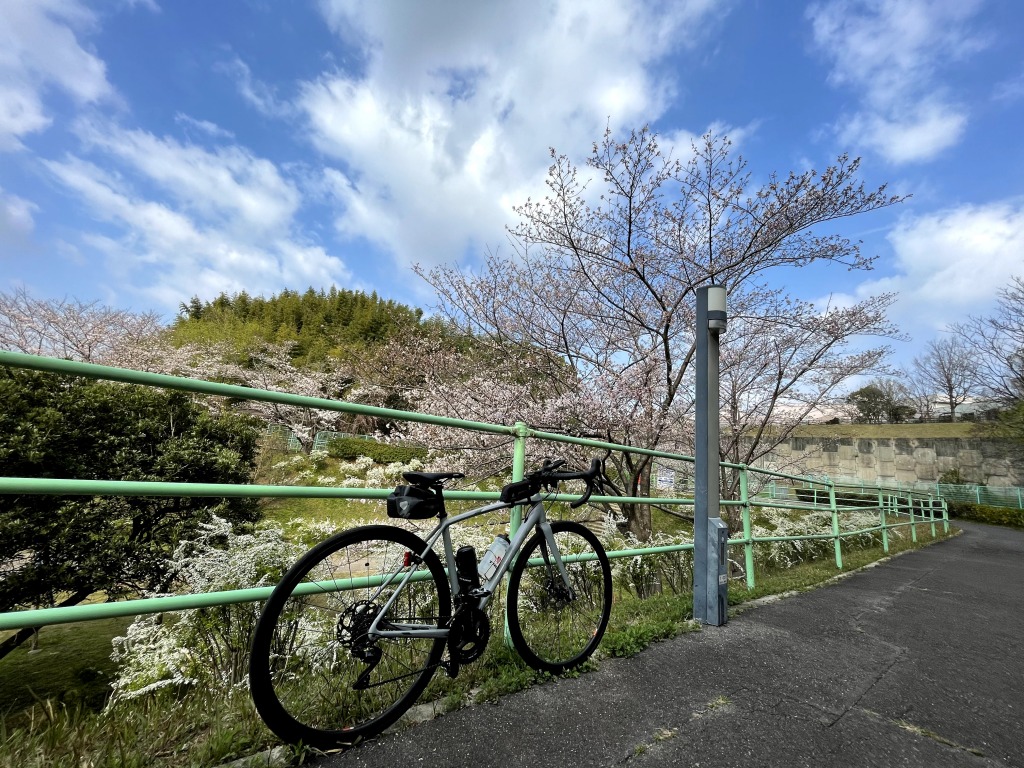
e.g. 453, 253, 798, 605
338, 600, 381, 660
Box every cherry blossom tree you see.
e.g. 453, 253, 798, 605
121, 339, 363, 452
419, 127, 903, 539
0, 287, 162, 364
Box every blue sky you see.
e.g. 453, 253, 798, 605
1, 0, 1023, 365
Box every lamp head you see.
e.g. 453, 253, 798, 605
706, 284, 727, 332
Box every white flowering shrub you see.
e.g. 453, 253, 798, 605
748, 508, 887, 571
308, 449, 329, 471
605, 506, 892, 598
608, 529, 693, 599
108, 517, 307, 706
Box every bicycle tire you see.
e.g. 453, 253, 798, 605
249, 525, 451, 747
507, 520, 612, 674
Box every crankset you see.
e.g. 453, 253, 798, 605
447, 606, 491, 664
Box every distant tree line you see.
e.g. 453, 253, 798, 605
173, 287, 426, 364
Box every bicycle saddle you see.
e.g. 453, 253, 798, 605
402, 471, 465, 486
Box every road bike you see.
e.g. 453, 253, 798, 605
249, 458, 612, 748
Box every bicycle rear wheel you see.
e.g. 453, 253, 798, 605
249, 525, 451, 747
507, 520, 612, 674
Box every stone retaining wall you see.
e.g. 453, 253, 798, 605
766, 436, 1024, 487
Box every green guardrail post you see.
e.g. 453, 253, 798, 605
509, 422, 529, 536
1018, 487, 1022, 510
739, 467, 755, 589
942, 500, 949, 533
975, 485, 981, 504
879, 488, 889, 554
929, 496, 937, 538
908, 494, 917, 543
829, 481, 843, 570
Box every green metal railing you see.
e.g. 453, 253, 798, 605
818, 475, 1024, 510
0, 350, 948, 632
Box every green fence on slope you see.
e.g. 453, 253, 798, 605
0, 350, 947, 632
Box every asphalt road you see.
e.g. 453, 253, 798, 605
321, 521, 1024, 768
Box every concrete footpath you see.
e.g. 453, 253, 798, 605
323, 521, 1024, 767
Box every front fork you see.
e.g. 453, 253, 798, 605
537, 521, 576, 601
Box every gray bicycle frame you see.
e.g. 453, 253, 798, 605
367, 492, 572, 640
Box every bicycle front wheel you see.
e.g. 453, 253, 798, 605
507, 520, 612, 674
249, 525, 451, 748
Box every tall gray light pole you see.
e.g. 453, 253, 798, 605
694, 285, 728, 626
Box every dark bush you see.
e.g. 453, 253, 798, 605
325, 436, 427, 464
944, 501, 1024, 529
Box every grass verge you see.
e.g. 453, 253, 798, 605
0, 617, 132, 720
791, 423, 976, 439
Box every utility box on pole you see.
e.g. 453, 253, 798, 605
706, 517, 729, 626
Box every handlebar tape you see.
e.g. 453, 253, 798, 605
499, 458, 602, 507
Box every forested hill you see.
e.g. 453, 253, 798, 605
171, 288, 425, 362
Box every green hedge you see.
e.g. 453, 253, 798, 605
325, 436, 427, 464
945, 501, 1024, 529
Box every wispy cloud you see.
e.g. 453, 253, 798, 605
218, 57, 294, 119
993, 71, 1024, 103
0, 187, 38, 241
808, 0, 987, 164
0, 0, 115, 150
73, 118, 302, 236
173, 113, 235, 141
43, 127, 350, 308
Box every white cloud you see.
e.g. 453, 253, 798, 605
808, 0, 986, 164
74, 119, 302, 236
119, 0, 160, 11
219, 58, 293, 118
42, 144, 351, 309
0, 0, 114, 150
836, 103, 967, 164
300, 0, 729, 271
0, 187, 38, 241
830, 200, 1024, 339
993, 71, 1024, 103
174, 113, 235, 141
